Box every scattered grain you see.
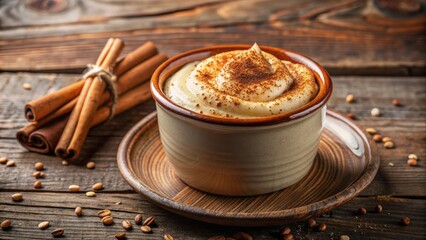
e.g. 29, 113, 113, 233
11, 193, 23, 202
401, 216, 411, 226
86, 191, 96, 197
23, 83, 32, 90
62, 160, 69, 166
366, 128, 377, 135
384, 141, 395, 149
371, 108, 380, 117
51, 228, 64, 237
141, 225, 152, 233
34, 162, 44, 171
75, 207, 83, 216
6, 160, 16, 167
408, 154, 417, 160
407, 159, 417, 166
1, 220, 11, 230
69, 185, 80, 192
115, 232, 126, 240
346, 94, 355, 103
86, 161, 95, 169
33, 180, 42, 189
0, 156, 8, 164
38, 221, 50, 230
92, 182, 103, 191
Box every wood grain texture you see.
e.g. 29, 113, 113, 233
0, 73, 425, 197
0, 192, 425, 239
0, 0, 425, 74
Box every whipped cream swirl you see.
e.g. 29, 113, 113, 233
164, 43, 318, 118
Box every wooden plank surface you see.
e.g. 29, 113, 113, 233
1, 192, 425, 239
0, 73, 425, 197
0, 0, 425, 74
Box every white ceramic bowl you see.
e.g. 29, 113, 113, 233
151, 45, 332, 196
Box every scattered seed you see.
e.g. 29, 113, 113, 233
6, 160, 16, 167
384, 141, 395, 149
408, 154, 418, 160
317, 223, 327, 232
346, 94, 355, 103
11, 193, 23, 202
75, 207, 83, 216
32, 171, 45, 178
51, 228, 64, 237
33, 180, 42, 189
0, 156, 8, 164
366, 128, 377, 135
382, 137, 392, 143
134, 214, 143, 225
346, 113, 356, 120
122, 220, 132, 230
141, 225, 152, 233
1, 220, 11, 230
407, 159, 417, 166
307, 218, 317, 228
373, 134, 383, 142
282, 234, 294, 240
392, 99, 402, 106
86, 161, 95, 169
340, 235, 350, 240
98, 209, 111, 218
38, 221, 50, 230
401, 216, 411, 226
142, 216, 155, 227
115, 202, 121, 205
375, 204, 383, 213
23, 83, 32, 90
358, 207, 367, 215
164, 233, 174, 240
62, 160, 69, 166
101, 216, 114, 226
371, 108, 380, 117
92, 182, 103, 191
279, 227, 291, 235
86, 191, 96, 197
208, 236, 225, 240
34, 162, 44, 171
232, 231, 253, 240
69, 185, 80, 192
115, 232, 126, 240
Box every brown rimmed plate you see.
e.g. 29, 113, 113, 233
117, 110, 379, 227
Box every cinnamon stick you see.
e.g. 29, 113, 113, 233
56, 38, 124, 160
24, 41, 157, 122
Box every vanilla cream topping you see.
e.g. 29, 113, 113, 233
164, 44, 319, 118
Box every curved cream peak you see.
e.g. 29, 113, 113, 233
164, 44, 319, 118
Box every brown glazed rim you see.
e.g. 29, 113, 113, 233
151, 44, 333, 126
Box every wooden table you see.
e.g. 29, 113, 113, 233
1, 0, 425, 239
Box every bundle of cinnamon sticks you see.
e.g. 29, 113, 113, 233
17, 39, 167, 161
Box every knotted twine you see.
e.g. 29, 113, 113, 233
82, 64, 118, 120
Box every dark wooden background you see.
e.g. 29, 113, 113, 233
0, 0, 425, 239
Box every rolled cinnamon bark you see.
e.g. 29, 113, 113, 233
24, 41, 157, 122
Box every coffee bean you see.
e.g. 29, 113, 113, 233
307, 218, 317, 228
92, 182, 103, 191
282, 234, 294, 240
23, 83, 32, 90
6, 160, 15, 167
407, 159, 417, 166
232, 231, 253, 240
134, 214, 143, 225
122, 220, 132, 230
384, 141, 395, 149
346, 94, 355, 103
141, 225, 152, 233
317, 223, 327, 232
115, 232, 126, 240
98, 209, 111, 218
34, 180, 42, 189
371, 108, 380, 117
0, 156, 8, 164
101, 216, 114, 226
86, 191, 96, 197
1, 220, 11, 230
75, 207, 83, 216
38, 221, 50, 230
11, 193, 23, 202
208, 236, 225, 240
164, 233, 174, 240
392, 99, 402, 106
373, 134, 383, 142
68, 185, 80, 192
51, 228, 64, 237
358, 207, 367, 215
340, 235, 350, 240
375, 204, 383, 213
279, 227, 291, 235
401, 216, 411, 226
62, 160, 69, 166
86, 161, 95, 169
34, 162, 44, 171
366, 128, 377, 135
346, 113, 356, 120
408, 154, 418, 160
142, 216, 155, 227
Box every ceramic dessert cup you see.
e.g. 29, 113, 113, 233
151, 45, 332, 196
